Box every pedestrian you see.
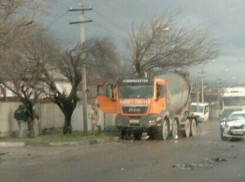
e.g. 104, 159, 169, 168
89, 104, 101, 135
14, 105, 27, 138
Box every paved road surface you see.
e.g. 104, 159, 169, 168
1, 121, 245, 182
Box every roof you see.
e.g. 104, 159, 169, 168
191, 102, 209, 106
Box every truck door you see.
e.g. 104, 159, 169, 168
153, 83, 166, 113
97, 83, 117, 114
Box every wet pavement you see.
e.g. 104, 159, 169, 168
1, 121, 245, 182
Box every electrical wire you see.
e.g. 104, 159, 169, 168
92, 20, 125, 40
93, 8, 126, 33
42, 10, 68, 31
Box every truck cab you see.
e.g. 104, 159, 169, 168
96, 78, 168, 139
190, 102, 210, 122
97, 78, 167, 115
222, 87, 245, 113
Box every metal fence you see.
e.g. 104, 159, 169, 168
0, 102, 116, 137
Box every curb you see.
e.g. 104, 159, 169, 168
0, 142, 25, 147
0, 137, 119, 147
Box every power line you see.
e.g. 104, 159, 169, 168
92, 20, 125, 39
42, 10, 68, 31
93, 8, 126, 33
53, 1, 71, 12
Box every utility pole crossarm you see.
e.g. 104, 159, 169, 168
68, 7, 92, 11
69, 20, 93, 24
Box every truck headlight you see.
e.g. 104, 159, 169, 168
149, 120, 155, 124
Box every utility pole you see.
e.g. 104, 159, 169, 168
197, 80, 200, 103
217, 78, 221, 117
200, 68, 206, 103
69, 0, 92, 133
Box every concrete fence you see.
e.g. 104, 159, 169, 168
0, 102, 116, 137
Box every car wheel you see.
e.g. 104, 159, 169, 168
220, 127, 228, 141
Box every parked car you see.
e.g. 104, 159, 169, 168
220, 111, 245, 141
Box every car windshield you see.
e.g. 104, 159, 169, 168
227, 113, 245, 121
118, 85, 153, 98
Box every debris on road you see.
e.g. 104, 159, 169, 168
121, 167, 126, 171
172, 157, 228, 170
205, 158, 227, 163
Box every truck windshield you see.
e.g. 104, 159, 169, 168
118, 85, 153, 98
223, 97, 245, 106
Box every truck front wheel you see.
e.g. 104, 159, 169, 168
121, 129, 131, 140
157, 119, 169, 140
133, 131, 143, 140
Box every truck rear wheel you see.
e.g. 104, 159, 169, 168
184, 119, 191, 137
190, 119, 197, 136
171, 119, 179, 139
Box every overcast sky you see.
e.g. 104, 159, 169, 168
41, 0, 245, 86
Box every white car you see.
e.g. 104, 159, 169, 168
220, 111, 245, 140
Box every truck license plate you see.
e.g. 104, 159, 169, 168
129, 120, 139, 124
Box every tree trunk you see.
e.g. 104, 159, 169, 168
25, 101, 37, 138
63, 112, 73, 134
27, 118, 35, 138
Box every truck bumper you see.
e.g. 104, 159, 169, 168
197, 117, 205, 123
115, 114, 161, 131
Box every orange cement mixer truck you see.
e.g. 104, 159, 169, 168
96, 72, 198, 140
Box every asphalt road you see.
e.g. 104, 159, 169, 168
1, 121, 245, 182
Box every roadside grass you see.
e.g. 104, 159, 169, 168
0, 130, 120, 143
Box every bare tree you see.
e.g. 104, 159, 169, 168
0, 0, 54, 137
86, 38, 124, 102
0, 0, 51, 48
126, 15, 218, 77
0, 23, 59, 137
0, 27, 122, 135
39, 44, 86, 134
40, 38, 122, 134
